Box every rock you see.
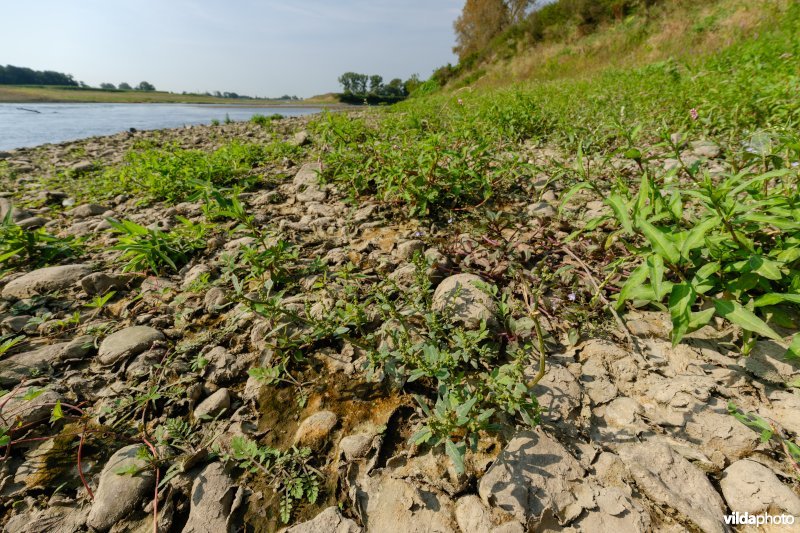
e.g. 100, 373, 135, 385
285, 506, 361, 533
181, 462, 243, 533
80, 272, 129, 295
690, 140, 721, 159
478, 428, 585, 526
292, 130, 311, 147
69, 161, 95, 174
201, 346, 243, 384
432, 273, 497, 329
617, 441, 727, 533
294, 163, 327, 203
204, 287, 228, 312
573, 487, 650, 533
194, 388, 231, 419
455, 495, 496, 532
0, 386, 60, 426
742, 340, 800, 384
86, 445, 155, 532
69, 203, 108, 218
530, 364, 582, 422
338, 433, 374, 462
2, 504, 89, 533
2, 264, 91, 299
0, 337, 94, 386
527, 201, 557, 219
355, 475, 457, 532
395, 239, 425, 261
15, 216, 49, 229
720, 459, 800, 516
97, 326, 164, 366
1, 315, 30, 333
294, 411, 338, 448
0, 197, 31, 222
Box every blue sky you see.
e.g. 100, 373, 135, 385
2, 0, 462, 97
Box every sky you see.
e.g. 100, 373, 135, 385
1, 0, 462, 98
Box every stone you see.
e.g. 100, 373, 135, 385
720, 459, 800, 516
395, 239, 425, 261
292, 130, 311, 147
204, 287, 228, 312
181, 462, 243, 533
690, 140, 721, 159
80, 272, 129, 295
478, 428, 585, 525
97, 326, 164, 366
2, 504, 89, 533
294, 162, 327, 203
0, 337, 94, 386
455, 495, 495, 532
527, 201, 557, 219
0, 386, 61, 426
2, 264, 92, 299
285, 506, 361, 533
194, 388, 231, 419
69, 203, 108, 218
294, 410, 338, 448
338, 433, 374, 462
617, 441, 727, 533
742, 339, 800, 384
432, 273, 498, 329
69, 161, 95, 174
15, 216, 49, 229
86, 445, 155, 531
530, 364, 582, 422
355, 475, 457, 532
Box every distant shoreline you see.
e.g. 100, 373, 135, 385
0, 85, 345, 107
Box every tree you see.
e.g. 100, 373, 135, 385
369, 75, 384, 94
338, 72, 369, 95
100, 82, 116, 90
453, 0, 509, 60
118, 82, 132, 90
384, 78, 406, 97
136, 81, 156, 91
452, 0, 534, 61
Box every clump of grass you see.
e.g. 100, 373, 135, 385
250, 113, 283, 127
0, 212, 82, 269
108, 217, 207, 274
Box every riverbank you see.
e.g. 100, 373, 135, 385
0, 85, 341, 106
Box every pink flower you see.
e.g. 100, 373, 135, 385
690, 108, 699, 121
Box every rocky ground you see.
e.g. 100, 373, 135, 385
1, 117, 799, 533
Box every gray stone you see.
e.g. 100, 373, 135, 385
432, 273, 497, 329
69, 203, 108, 218
294, 163, 327, 203
527, 201, 556, 219
338, 433, 373, 462
69, 161, 95, 175
742, 339, 800, 384
292, 130, 311, 147
0, 386, 61, 426
2, 264, 92, 299
0, 336, 94, 386
97, 326, 164, 366
478, 428, 585, 525
181, 462, 242, 533
80, 272, 129, 295
86, 444, 155, 532
396, 239, 425, 261
356, 475, 457, 532
617, 441, 727, 533
720, 459, 800, 516
15, 216, 49, 229
194, 388, 231, 419
690, 140, 721, 159
455, 495, 495, 532
285, 506, 361, 533
294, 410, 338, 448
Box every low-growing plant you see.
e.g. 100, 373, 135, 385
222, 436, 320, 524
108, 217, 207, 274
0, 212, 82, 268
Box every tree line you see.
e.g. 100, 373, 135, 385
0, 64, 78, 86
337, 73, 423, 103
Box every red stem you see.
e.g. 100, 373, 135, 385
78, 426, 94, 500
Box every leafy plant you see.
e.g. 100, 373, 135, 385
729, 402, 800, 478
0, 212, 82, 268
223, 436, 320, 524
108, 217, 207, 274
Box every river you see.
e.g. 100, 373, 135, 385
0, 103, 322, 151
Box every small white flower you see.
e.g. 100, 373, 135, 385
568, 293, 577, 302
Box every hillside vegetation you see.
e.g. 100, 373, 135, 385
1, 1, 799, 531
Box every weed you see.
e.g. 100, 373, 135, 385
0, 212, 82, 268
108, 218, 207, 274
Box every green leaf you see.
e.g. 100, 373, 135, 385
785, 334, 800, 362
714, 299, 782, 341
680, 216, 719, 259
688, 308, 716, 332
748, 255, 783, 281
617, 262, 649, 306
669, 283, 695, 345
606, 194, 633, 234
638, 219, 680, 264
50, 400, 63, 423
445, 439, 465, 475
647, 254, 667, 300
753, 293, 800, 308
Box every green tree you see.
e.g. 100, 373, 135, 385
369, 75, 384, 94
136, 81, 156, 91
100, 82, 116, 90
118, 82, 132, 90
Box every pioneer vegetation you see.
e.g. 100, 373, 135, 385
1, 0, 799, 531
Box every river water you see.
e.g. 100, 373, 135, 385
0, 103, 322, 151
